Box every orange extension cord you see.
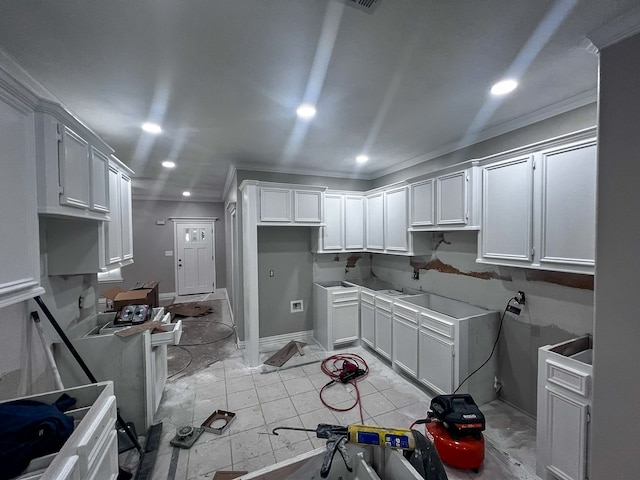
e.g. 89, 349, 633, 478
319, 353, 369, 425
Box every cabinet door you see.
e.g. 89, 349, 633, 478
393, 317, 418, 377
58, 124, 91, 209
260, 188, 291, 222
360, 301, 375, 348
345, 195, 365, 249
410, 180, 435, 227
119, 173, 133, 260
374, 307, 392, 360
366, 193, 384, 250
323, 194, 344, 250
545, 388, 589, 480
481, 155, 534, 263
436, 170, 467, 225
384, 186, 408, 251
0, 93, 43, 307
105, 165, 122, 264
90, 147, 110, 213
333, 302, 359, 345
419, 329, 454, 394
294, 190, 322, 223
539, 140, 596, 268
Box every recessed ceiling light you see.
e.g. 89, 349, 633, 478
490, 79, 518, 96
141, 122, 162, 134
161, 160, 175, 168
182, 191, 191, 197
296, 104, 316, 120
356, 155, 369, 164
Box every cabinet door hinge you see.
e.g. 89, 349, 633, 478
586, 408, 591, 423
532, 159, 536, 170
56, 123, 64, 142
531, 247, 535, 257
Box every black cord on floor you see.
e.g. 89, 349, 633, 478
167, 346, 193, 379
452, 296, 517, 394
176, 320, 235, 346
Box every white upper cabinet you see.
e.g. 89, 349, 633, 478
119, 171, 133, 261
539, 139, 597, 268
478, 130, 597, 274
480, 155, 534, 264
366, 192, 385, 250
384, 186, 409, 252
259, 184, 325, 225
104, 157, 134, 268
35, 100, 113, 220
410, 166, 479, 231
0, 72, 45, 308
344, 195, 365, 250
436, 170, 468, 225
410, 179, 434, 227
321, 194, 344, 251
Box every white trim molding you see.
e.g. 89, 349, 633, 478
587, 4, 640, 51
237, 330, 315, 352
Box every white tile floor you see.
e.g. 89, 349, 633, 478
150, 295, 539, 480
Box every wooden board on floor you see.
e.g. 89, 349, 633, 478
212, 471, 248, 480
263, 341, 306, 367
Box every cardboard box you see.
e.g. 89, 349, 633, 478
102, 281, 160, 312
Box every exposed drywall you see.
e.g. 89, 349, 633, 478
112, 199, 227, 295
257, 227, 314, 338
373, 103, 597, 188
312, 253, 371, 283
367, 231, 593, 415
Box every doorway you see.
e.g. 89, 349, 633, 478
173, 219, 216, 296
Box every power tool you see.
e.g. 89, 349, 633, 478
419, 394, 486, 472
272, 423, 447, 479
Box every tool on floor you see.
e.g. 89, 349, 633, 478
169, 425, 205, 449
272, 423, 448, 479
412, 394, 486, 472
319, 353, 369, 424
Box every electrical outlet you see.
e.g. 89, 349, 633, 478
515, 291, 526, 305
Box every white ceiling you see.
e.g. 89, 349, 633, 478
0, 0, 634, 201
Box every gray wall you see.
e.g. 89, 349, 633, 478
590, 32, 640, 478
119, 199, 226, 295
257, 227, 314, 338
373, 103, 597, 187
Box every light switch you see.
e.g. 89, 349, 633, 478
165, 251, 173, 256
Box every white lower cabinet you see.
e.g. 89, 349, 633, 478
6, 382, 117, 480
313, 283, 359, 349
537, 336, 592, 480
360, 291, 375, 349
418, 322, 455, 394
392, 303, 419, 377
374, 297, 393, 360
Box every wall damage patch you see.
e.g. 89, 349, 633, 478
524, 270, 594, 290
410, 258, 507, 281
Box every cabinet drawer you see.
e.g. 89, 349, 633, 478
393, 303, 419, 323
360, 290, 375, 305
75, 394, 116, 476
546, 360, 590, 397
332, 289, 359, 303
420, 313, 454, 339
375, 297, 393, 312
151, 319, 183, 346
87, 430, 118, 480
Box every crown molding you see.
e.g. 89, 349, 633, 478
587, 4, 640, 52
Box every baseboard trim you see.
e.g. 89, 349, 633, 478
159, 292, 177, 301
238, 330, 315, 351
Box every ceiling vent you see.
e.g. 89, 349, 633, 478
344, 0, 381, 14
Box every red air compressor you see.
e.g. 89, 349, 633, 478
422, 394, 486, 472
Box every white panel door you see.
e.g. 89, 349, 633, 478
436, 171, 467, 225
323, 194, 344, 250
294, 190, 322, 223
90, 147, 110, 213
119, 173, 133, 260
393, 317, 418, 377
539, 140, 597, 267
366, 193, 384, 250
384, 186, 409, 251
419, 329, 454, 394
344, 195, 365, 249
360, 301, 375, 348
545, 388, 589, 480
333, 302, 359, 345
260, 188, 291, 222
374, 307, 392, 360
58, 124, 91, 209
105, 165, 122, 264
481, 155, 534, 262
410, 180, 435, 227
176, 222, 215, 295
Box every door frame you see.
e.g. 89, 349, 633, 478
171, 217, 218, 296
